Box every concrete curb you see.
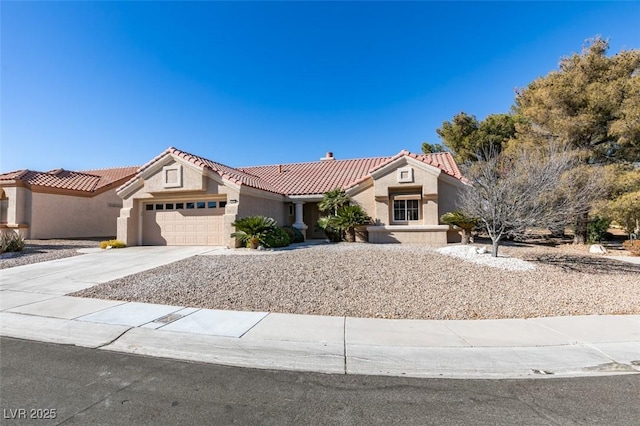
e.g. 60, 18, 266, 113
2, 246, 639, 379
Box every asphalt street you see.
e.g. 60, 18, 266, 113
1, 337, 639, 425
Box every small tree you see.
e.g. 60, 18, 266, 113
318, 188, 350, 216
231, 216, 278, 249
459, 145, 603, 257
440, 211, 478, 244
317, 189, 371, 242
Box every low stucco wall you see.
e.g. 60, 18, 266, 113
29, 190, 122, 239
367, 225, 450, 245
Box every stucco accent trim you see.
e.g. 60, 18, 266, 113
238, 185, 286, 202
286, 194, 324, 202
440, 172, 470, 188
162, 164, 183, 188
0, 223, 30, 229
346, 177, 373, 197
0, 180, 26, 189
366, 225, 450, 232
119, 153, 205, 198
370, 156, 441, 181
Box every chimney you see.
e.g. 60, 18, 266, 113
320, 152, 335, 161
278, 164, 283, 173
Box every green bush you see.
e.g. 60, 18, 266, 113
334, 205, 372, 242
316, 216, 343, 242
231, 216, 279, 249
282, 226, 304, 243
0, 232, 25, 254
263, 226, 291, 248
440, 211, 478, 244
623, 240, 640, 256
587, 216, 611, 243
100, 239, 126, 249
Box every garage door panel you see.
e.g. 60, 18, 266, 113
143, 202, 225, 246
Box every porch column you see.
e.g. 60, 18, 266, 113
292, 201, 308, 240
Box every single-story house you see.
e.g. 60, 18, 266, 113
117, 147, 466, 247
0, 167, 138, 239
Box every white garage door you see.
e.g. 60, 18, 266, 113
142, 200, 226, 246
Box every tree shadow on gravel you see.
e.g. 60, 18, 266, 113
528, 254, 640, 274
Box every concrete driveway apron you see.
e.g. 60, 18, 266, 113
0, 246, 218, 296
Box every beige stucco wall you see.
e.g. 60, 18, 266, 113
366, 161, 441, 226
353, 161, 465, 244
367, 225, 449, 244
2, 185, 121, 239
351, 183, 375, 217
116, 156, 289, 247
1, 186, 31, 229
118, 157, 237, 246
28, 190, 122, 239
237, 193, 287, 225
143, 161, 209, 193
437, 179, 464, 218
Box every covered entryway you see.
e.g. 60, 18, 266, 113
142, 200, 226, 246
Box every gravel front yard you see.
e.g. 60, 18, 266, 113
71, 243, 640, 320
0, 239, 98, 269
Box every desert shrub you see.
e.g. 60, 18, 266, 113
263, 226, 291, 248
587, 216, 611, 243
622, 240, 640, 256
282, 226, 304, 243
0, 232, 25, 253
100, 239, 126, 249
440, 211, 478, 244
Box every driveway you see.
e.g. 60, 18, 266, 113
0, 246, 217, 296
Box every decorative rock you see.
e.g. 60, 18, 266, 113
589, 244, 607, 254
476, 246, 488, 254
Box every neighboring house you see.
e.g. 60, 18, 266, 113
117, 147, 466, 247
0, 167, 138, 239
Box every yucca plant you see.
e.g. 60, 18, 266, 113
440, 211, 478, 245
231, 216, 278, 249
0, 232, 25, 254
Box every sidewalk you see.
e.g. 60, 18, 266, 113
1, 247, 639, 379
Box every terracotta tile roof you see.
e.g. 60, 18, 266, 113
239, 156, 391, 195
119, 146, 463, 196
240, 150, 463, 195
0, 166, 138, 193
167, 147, 281, 193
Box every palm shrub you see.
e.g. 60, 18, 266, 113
440, 211, 478, 244
333, 205, 372, 242
231, 216, 278, 249
318, 188, 350, 216
316, 216, 343, 242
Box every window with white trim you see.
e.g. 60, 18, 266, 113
391, 194, 421, 223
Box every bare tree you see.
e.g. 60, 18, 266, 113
460, 145, 605, 257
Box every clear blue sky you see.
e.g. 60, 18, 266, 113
2, 1, 639, 172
